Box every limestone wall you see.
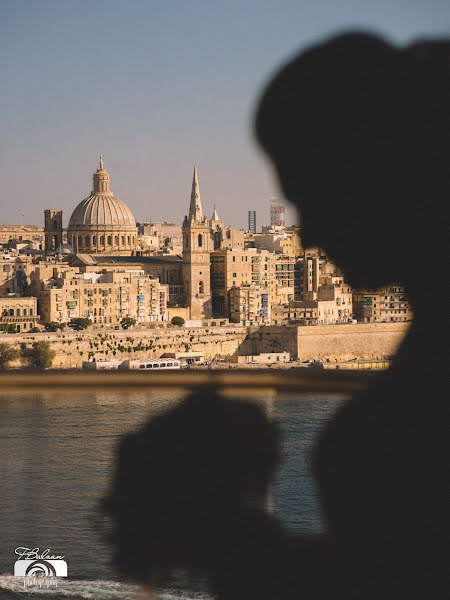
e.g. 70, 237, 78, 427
1, 327, 249, 369
1, 322, 411, 368
256, 323, 410, 361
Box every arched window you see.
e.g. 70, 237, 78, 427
72, 235, 76, 247
78, 235, 83, 247
85, 235, 90, 246
198, 234, 203, 247
100, 235, 105, 245
127, 236, 131, 245
107, 236, 112, 245
114, 236, 119, 245
121, 236, 125, 246
93, 235, 96, 245
199, 281, 204, 295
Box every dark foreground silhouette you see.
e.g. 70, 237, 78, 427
103, 33, 449, 599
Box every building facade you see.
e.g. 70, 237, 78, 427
0, 296, 39, 332
353, 286, 412, 323
229, 284, 270, 325
37, 268, 167, 326
248, 210, 256, 234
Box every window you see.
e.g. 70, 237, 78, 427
100, 236, 105, 245
199, 281, 204, 294
114, 236, 119, 245
198, 234, 203, 247
78, 236, 83, 247
121, 236, 125, 246
85, 236, 90, 247
107, 236, 112, 245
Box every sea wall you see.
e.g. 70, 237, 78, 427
254, 322, 410, 361
1, 327, 249, 369
0, 322, 410, 368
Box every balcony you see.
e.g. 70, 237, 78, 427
0, 315, 39, 323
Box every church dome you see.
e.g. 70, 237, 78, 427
68, 193, 136, 230
67, 157, 137, 254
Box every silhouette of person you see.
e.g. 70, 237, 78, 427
102, 33, 449, 599
255, 32, 449, 599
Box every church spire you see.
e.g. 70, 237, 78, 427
188, 166, 203, 221
211, 204, 220, 221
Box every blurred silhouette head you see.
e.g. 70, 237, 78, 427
255, 33, 450, 289
102, 388, 279, 583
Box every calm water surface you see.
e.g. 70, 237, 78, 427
0, 390, 344, 598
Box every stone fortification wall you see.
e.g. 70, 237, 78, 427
2, 327, 249, 369
256, 323, 410, 361
1, 322, 411, 368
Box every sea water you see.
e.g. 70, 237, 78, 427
0, 389, 343, 598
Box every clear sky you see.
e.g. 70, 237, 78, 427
1, 0, 449, 229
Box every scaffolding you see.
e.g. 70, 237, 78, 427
270, 198, 285, 227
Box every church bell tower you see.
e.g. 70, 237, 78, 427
182, 167, 212, 319
44, 209, 63, 253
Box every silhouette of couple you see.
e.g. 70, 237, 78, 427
103, 33, 449, 599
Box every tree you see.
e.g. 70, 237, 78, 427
171, 316, 185, 327
0, 342, 19, 370
45, 321, 66, 332
0, 324, 18, 333
23, 341, 56, 369
121, 316, 136, 329
69, 318, 92, 331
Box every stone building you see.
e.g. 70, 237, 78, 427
67, 157, 137, 255
0, 296, 39, 332
210, 247, 272, 318
317, 276, 353, 321
0, 253, 33, 295
253, 226, 302, 256
137, 222, 183, 255
353, 286, 412, 323
271, 254, 296, 305
229, 285, 270, 325
0, 225, 44, 247
36, 267, 168, 326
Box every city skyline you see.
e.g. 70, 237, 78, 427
1, 0, 449, 229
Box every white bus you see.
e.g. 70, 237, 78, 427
119, 359, 181, 371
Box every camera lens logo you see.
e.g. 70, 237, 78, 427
14, 559, 67, 577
